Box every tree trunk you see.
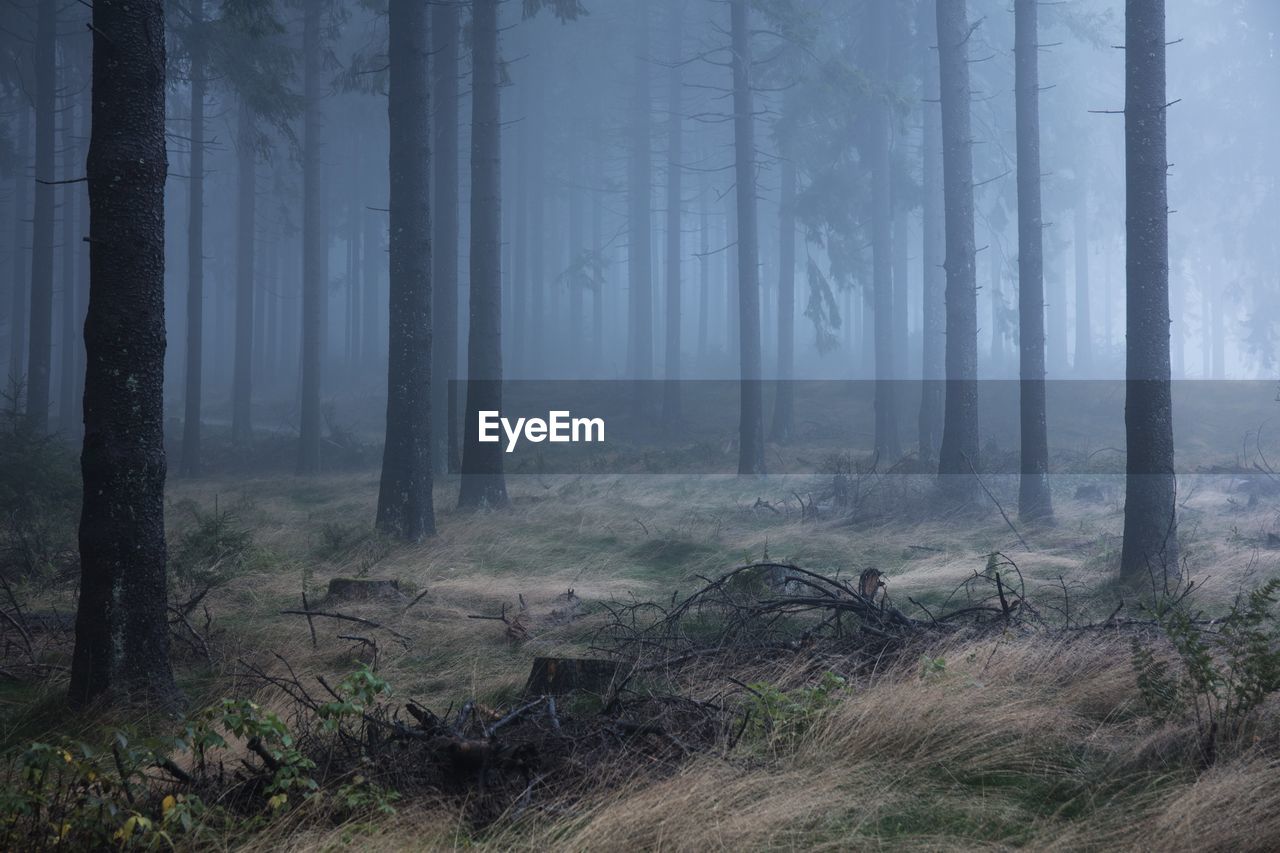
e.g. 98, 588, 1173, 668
457, 0, 508, 509
180, 0, 205, 475
70, 0, 181, 709
730, 0, 764, 475
297, 0, 324, 475
432, 0, 461, 470
869, 0, 900, 461
377, 0, 435, 541
935, 0, 979, 498
232, 99, 255, 445
58, 97, 80, 433
362, 198, 381, 370
769, 157, 796, 443
1120, 0, 1177, 582
591, 150, 604, 368
918, 0, 944, 461
7, 106, 30, 390
1014, 0, 1053, 521
697, 177, 709, 362
1073, 183, 1092, 375
628, 0, 654, 409
989, 236, 1003, 370
662, 0, 683, 428
26, 0, 56, 433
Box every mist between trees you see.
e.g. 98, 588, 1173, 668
0, 0, 1275, 704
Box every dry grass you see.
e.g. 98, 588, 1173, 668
5, 465, 1280, 851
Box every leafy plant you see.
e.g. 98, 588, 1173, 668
1131, 577, 1280, 764
743, 671, 850, 749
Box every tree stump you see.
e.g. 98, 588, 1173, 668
325, 577, 404, 602
523, 657, 620, 697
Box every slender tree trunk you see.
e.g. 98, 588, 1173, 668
725, 193, 738, 360
662, 0, 683, 427
26, 0, 57, 433
569, 178, 585, 367
730, 0, 764, 475
629, 0, 654, 406
58, 98, 80, 433
1073, 183, 1092, 375
869, 0, 899, 461
591, 149, 604, 368
528, 84, 545, 377
180, 0, 205, 474
697, 185, 709, 363
74, 99, 90, 421
432, 0, 461, 470
935, 0, 979, 497
1014, 0, 1052, 521
232, 100, 255, 444
297, 0, 324, 474
362, 201, 381, 370
769, 157, 796, 443
458, 0, 508, 509
1120, 0, 1177, 582
8, 106, 30, 390
70, 0, 181, 709
377, 0, 435, 540
989, 238, 1003, 370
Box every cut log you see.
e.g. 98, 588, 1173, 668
325, 577, 404, 602
523, 657, 620, 697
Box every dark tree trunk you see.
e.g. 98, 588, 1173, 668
628, 0, 654, 406
432, 0, 461, 471
457, 0, 508, 509
70, 0, 181, 709
231, 99, 255, 445
180, 0, 205, 475
7, 106, 29, 389
26, 0, 56, 433
662, 0, 683, 428
730, 0, 764, 475
297, 0, 324, 475
1120, 0, 1178, 582
377, 0, 436, 541
1014, 0, 1052, 521
935, 0, 979, 498
869, 0, 900, 461
769, 157, 796, 443
58, 98, 80, 433
1073, 183, 1092, 375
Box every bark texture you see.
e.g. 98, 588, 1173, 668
935, 0, 979, 498
1014, 0, 1052, 521
1120, 0, 1178, 582
458, 0, 509, 509
70, 0, 181, 709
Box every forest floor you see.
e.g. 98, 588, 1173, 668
4, 449, 1280, 850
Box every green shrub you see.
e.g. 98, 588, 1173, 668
1131, 577, 1280, 763
743, 671, 850, 749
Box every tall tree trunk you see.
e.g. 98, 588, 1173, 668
1120, 0, 1177, 582
725, 193, 738, 360
629, 0, 654, 406
7, 106, 30, 390
58, 98, 80, 433
512, 117, 528, 378
26, 0, 56, 433
591, 146, 604, 368
569, 177, 585, 367
458, 0, 508, 509
180, 0, 205, 475
869, 0, 899, 461
1015, 0, 1052, 521
730, 0, 764, 475
769, 157, 796, 443
297, 0, 324, 474
232, 100, 255, 445
432, 0, 461, 470
662, 0, 683, 427
1073, 183, 1092, 375
70, 0, 181, 709
989, 237, 1003, 370
362, 199, 381, 370
377, 0, 435, 540
697, 183, 709, 362
935, 0, 979, 498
